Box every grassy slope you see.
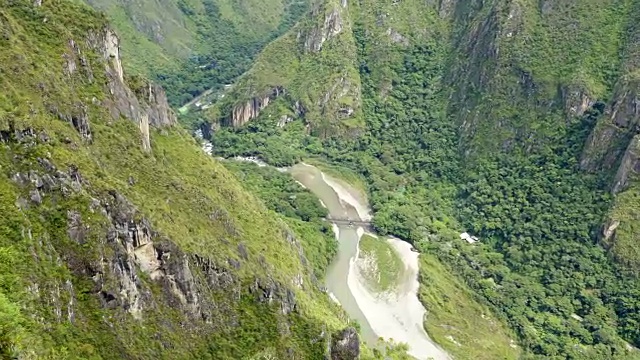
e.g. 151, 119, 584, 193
0, 2, 412, 359
418, 253, 519, 360
357, 235, 403, 293
448, 0, 632, 159
207, 0, 363, 135
220, 160, 339, 278
85, 0, 288, 71
84, 0, 308, 106
200, 0, 640, 357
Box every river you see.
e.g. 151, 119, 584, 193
211, 151, 450, 359
289, 163, 450, 360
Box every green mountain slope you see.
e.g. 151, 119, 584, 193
204, 0, 363, 137
84, 0, 310, 106
203, 0, 521, 359
0, 1, 412, 359
200, 0, 640, 358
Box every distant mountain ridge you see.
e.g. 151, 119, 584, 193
84, 0, 310, 106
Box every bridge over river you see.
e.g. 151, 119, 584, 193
326, 217, 372, 227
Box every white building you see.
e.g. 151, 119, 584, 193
460, 232, 479, 244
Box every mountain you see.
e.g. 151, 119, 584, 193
204, 0, 363, 138
201, 0, 640, 358
6, 0, 640, 358
83, 0, 310, 106
0, 1, 409, 358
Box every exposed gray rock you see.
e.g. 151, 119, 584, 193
67, 210, 87, 244
229, 87, 285, 127
278, 115, 294, 128
580, 78, 640, 176
63, 40, 78, 75
250, 277, 297, 315
82, 27, 176, 151
228, 258, 241, 269
612, 134, 640, 194
562, 84, 593, 117
50, 103, 92, 141
303, 6, 344, 53
30, 189, 42, 204
237, 243, 249, 260
438, 0, 456, 18
98, 192, 210, 319
600, 218, 620, 247
294, 101, 307, 117
330, 327, 360, 360
386, 28, 409, 46
192, 254, 237, 292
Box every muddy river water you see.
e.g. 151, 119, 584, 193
289, 163, 449, 360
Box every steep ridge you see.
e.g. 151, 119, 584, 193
84, 0, 310, 106
587, 1, 640, 276
0, 2, 407, 359
207, 0, 363, 137
199, 0, 640, 358
446, 0, 631, 158
203, 0, 521, 359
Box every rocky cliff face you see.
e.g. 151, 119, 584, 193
436, 0, 640, 275
90, 28, 176, 150
302, 2, 346, 53
0, 2, 360, 358
229, 87, 285, 127
59, 25, 176, 151
580, 65, 640, 194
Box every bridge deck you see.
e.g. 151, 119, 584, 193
326, 218, 372, 226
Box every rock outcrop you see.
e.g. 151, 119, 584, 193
319, 75, 359, 121
612, 134, 640, 194
1, 3, 356, 358
330, 327, 360, 360
7, 138, 301, 326
562, 84, 594, 118
579, 77, 640, 185
303, 5, 344, 53
229, 87, 285, 127
77, 27, 177, 150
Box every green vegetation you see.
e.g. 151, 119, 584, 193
304, 158, 368, 199
206, 0, 363, 135
85, 0, 310, 107
10, 0, 640, 357
418, 253, 520, 360
604, 184, 640, 274
205, 0, 517, 357
0, 1, 415, 358
357, 235, 403, 293
221, 160, 338, 278
203, 0, 640, 358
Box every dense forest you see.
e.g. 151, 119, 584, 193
204, 12, 640, 359
0, 1, 429, 358
157, 0, 310, 106
85, 0, 310, 107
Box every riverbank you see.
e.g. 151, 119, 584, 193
312, 164, 450, 360
221, 156, 520, 360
